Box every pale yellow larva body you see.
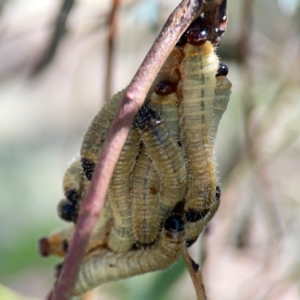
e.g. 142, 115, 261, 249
140, 119, 187, 221
179, 41, 219, 244
62, 158, 86, 196
151, 92, 180, 140
107, 128, 141, 252
131, 145, 160, 244
42, 200, 113, 257
211, 75, 232, 143
73, 216, 185, 296
80, 90, 125, 180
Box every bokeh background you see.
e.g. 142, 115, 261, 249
1, 0, 300, 299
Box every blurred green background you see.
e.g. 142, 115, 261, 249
1, 0, 300, 299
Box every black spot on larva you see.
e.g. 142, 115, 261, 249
164, 215, 184, 232
134, 105, 160, 130
54, 263, 63, 279
62, 239, 69, 253
81, 158, 95, 181
38, 237, 50, 257
65, 189, 79, 204
216, 185, 221, 200
58, 199, 78, 223
155, 81, 177, 96
185, 237, 197, 248
172, 200, 185, 215
216, 63, 228, 77
185, 208, 210, 222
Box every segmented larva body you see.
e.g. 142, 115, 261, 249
211, 75, 232, 143
57, 158, 89, 222
73, 215, 184, 296
107, 128, 140, 252
131, 145, 160, 244
39, 201, 113, 257
80, 90, 125, 181
137, 108, 187, 221
63, 158, 87, 196
151, 92, 180, 140
179, 41, 219, 243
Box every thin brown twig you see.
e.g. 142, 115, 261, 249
183, 247, 206, 300
105, 0, 121, 100
51, 0, 213, 299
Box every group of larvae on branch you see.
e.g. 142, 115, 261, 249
39, 6, 232, 296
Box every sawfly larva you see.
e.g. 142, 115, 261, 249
57, 158, 89, 223
211, 63, 232, 143
135, 105, 187, 221
151, 82, 180, 140
80, 90, 125, 181
179, 40, 219, 245
107, 128, 141, 252
185, 185, 221, 247
131, 144, 160, 244
73, 214, 184, 296
41, 199, 113, 257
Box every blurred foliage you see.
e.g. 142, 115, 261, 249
0, 0, 300, 299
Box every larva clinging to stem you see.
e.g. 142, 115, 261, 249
135, 105, 187, 222
107, 127, 141, 252
179, 40, 219, 246
80, 90, 125, 181
57, 158, 88, 223
72, 214, 185, 296
131, 145, 160, 245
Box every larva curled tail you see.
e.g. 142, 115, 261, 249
57, 158, 89, 223
73, 214, 185, 296
39, 200, 113, 257
179, 41, 219, 244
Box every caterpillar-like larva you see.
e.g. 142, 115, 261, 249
73, 214, 185, 296
135, 105, 187, 221
80, 90, 125, 181
131, 144, 160, 244
185, 185, 221, 247
211, 64, 232, 143
150, 85, 180, 140
179, 41, 219, 245
57, 158, 89, 223
39, 200, 113, 257
107, 128, 141, 252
